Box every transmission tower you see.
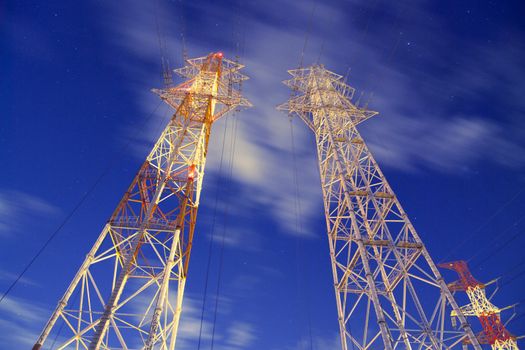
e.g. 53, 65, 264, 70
440, 261, 519, 350
33, 52, 251, 350
278, 65, 482, 350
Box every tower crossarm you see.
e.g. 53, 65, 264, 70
33, 52, 250, 350
440, 261, 520, 350
278, 65, 481, 350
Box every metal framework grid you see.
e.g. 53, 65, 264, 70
33, 53, 250, 350
440, 261, 519, 350
278, 65, 482, 350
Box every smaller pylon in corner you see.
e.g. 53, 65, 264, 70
439, 261, 519, 350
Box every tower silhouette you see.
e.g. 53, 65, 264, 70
33, 53, 251, 350
278, 65, 482, 350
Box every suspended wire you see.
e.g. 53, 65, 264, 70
49, 287, 81, 350
360, 0, 379, 42
310, 4, 381, 350
362, 2, 403, 103
0, 4, 175, 302
289, 118, 316, 350
210, 114, 239, 350
339, 1, 525, 271
502, 298, 525, 329
509, 310, 525, 324
500, 263, 525, 289
315, 9, 339, 65
289, 2, 323, 348
290, 118, 304, 348
2, 2, 186, 340
49, 317, 66, 350
469, 212, 525, 266
298, 0, 318, 69
202, 4, 248, 348
379, 4, 404, 67
49, 316, 66, 350
315, 0, 346, 65
293, 0, 318, 107
196, 117, 230, 350
231, 0, 241, 58
154, 0, 173, 87
173, 0, 188, 63
473, 256, 525, 291
440, 185, 525, 263
0, 100, 164, 306
472, 229, 525, 271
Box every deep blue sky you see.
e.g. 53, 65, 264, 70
1, 0, 525, 349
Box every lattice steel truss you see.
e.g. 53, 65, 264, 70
440, 261, 519, 350
33, 52, 251, 350
278, 65, 481, 350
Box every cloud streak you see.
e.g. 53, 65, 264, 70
0, 189, 61, 237
0, 296, 49, 349
96, 0, 525, 248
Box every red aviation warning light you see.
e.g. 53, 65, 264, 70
31, 53, 251, 350
187, 164, 196, 181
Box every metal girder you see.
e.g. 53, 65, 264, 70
33, 53, 250, 350
278, 65, 481, 350
439, 261, 519, 350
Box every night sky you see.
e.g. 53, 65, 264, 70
2, 0, 525, 349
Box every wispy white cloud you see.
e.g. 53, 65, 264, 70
226, 321, 256, 347
176, 295, 257, 350
95, 0, 525, 248
89, 286, 256, 349
0, 269, 38, 287
352, 35, 525, 172
0, 189, 61, 237
177, 296, 214, 346
0, 296, 49, 349
0, 295, 47, 323
364, 114, 525, 172
284, 332, 341, 350
93, 0, 330, 241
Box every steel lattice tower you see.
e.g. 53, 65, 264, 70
33, 53, 251, 350
278, 65, 482, 350
440, 261, 519, 350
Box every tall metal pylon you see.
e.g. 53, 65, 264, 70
278, 65, 482, 350
440, 261, 519, 350
33, 52, 251, 350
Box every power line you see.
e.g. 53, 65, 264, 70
198, 5, 246, 348
196, 3, 246, 343
290, 117, 316, 350
49, 288, 81, 350
299, 0, 318, 68
210, 113, 239, 350
469, 213, 525, 266
440, 185, 525, 263
0, 101, 165, 305
154, 0, 173, 87
472, 229, 525, 270
501, 265, 525, 289
196, 116, 230, 350
174, 0, 188, 63
2, 0, 180, 306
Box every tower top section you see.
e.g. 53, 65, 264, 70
277, 65, 377, 131
439, 260, 485, 291
153, 52, 252, 122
